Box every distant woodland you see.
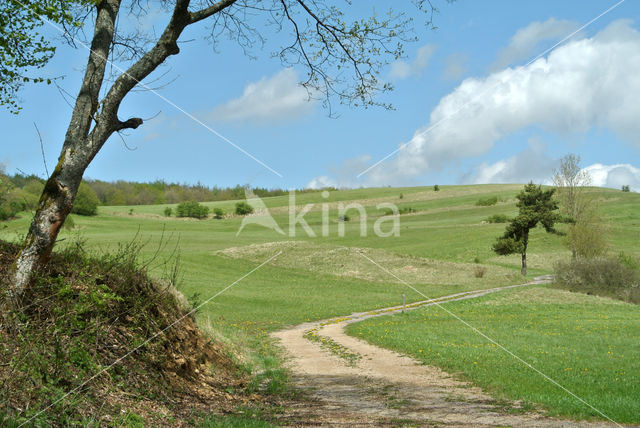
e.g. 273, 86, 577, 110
0, 170, 323, 219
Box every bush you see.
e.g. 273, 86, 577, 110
72, 182, 99, 216
476, 196, 498, 206
234, 202, 254, 216
399, 193, 403, 199
398, 206, 415, 214
486, 214, 509, 223
338, 214, 350, 222
554, 254, 640, 304
213, 207, 225, 219
63, 215, 75, 230
433, 184, 440, 192
474, 266, 486, 278
567, 221, 607, 259
0, 172, 39, 220
163, 207, 172, 217
622, 185, 630, 192
176, 201, 209, 219
0, 190, 29, 220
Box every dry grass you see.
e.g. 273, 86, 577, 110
218, 241, 523, 287
478, 286, 625, 306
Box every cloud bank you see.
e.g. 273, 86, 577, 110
492, 18, 581, 70
466, 138, 558, 185
583, 163, 640, 192
339, 19, 640, 187
210, 68, 314, 123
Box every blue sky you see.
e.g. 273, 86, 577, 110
2, 0, 640, 191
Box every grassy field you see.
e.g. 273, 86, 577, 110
347, 286, 640, 423
1, 184, 639, 423
0, 184, 561, 330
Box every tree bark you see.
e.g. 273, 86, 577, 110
521, 232, 529, 276
8, 0, 122, 307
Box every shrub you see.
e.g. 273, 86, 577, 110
554, 254, 640, 304
621, 185, 630, 192
433, 184, 440, 192
399, 193, 403, 199
567, 221, 607, 259
234, 202, 254, 216
338, 214, 350, 222
474, 266, 486, 278
398, 206, 415, 214
164, 207, 172, 217
476, 196, 498, 206
176, 201, 209, 219
72, 182, 99, 216
486, 214, 509, 223
63, 215, 75, 230
0, 189, 28, 220
213, 207, 225, 219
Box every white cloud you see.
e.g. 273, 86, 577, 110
492, 18, 581, 70
210, 68, 314, 123
465, 138, 557, 184
306, 175, 335, 189
442, 53, 468, 80
583, 163, 640, 192
389, 44, 436, 80
307, 155, 372, 189
359, 19, 640, 185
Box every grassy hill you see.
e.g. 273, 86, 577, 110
1, 184, 639, 424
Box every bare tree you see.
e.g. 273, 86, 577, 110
552, 154, 605, 258
5, 0, 441, 307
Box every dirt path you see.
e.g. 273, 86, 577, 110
273, 277, 617, 427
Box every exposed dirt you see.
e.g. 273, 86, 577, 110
273, 278, 618, 427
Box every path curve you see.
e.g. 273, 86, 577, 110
273, 276, 618, 427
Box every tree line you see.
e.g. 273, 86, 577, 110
0, 169, 326, 219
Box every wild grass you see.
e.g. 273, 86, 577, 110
1, 184, 639, 424
348, 286, 640, 423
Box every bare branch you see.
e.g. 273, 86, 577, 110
189, 0, 238, 23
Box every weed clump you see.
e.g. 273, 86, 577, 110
474, 266, 486, 278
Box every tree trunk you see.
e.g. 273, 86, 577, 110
521, 231, 529, 276
7, 0, 122, 308
7, 0, 227, 308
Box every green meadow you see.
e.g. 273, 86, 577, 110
1, 184, 639, 422
348, 286, 640, 423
